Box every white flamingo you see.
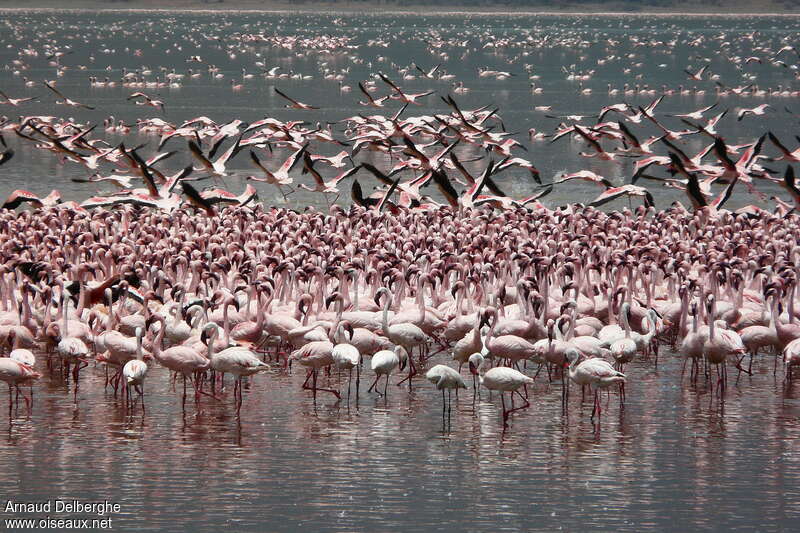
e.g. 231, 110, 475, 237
470, 352, 534, 427
368, 345, 407, 397
122, 327, 148, 405
425, 364, 466, 421
565, 348, 626, 419
203, 326, 269, 414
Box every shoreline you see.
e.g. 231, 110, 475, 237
1, 1, 800, 15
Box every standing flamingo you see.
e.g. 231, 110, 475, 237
469, 352, 534, 427
122, 327, 148, 406
426, 364, 466, 424
565, 348, 626, 419
368, 346, 407, 397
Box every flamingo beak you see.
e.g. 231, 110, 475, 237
325, 294, 337, 309
468, 361, 478, 375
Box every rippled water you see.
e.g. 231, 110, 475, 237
2, 11, 800, 532
1, 351, 799, 531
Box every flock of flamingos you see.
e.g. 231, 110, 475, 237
1, 13, 800, 429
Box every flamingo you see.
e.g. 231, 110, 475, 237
202, 326, 270, 414
148, 315, 210, 405
425, 364, 466, 423
565, 348, 625, 419
469, 352, 534, 427
0, 357, 40, 412
122, 327, 148, 405
331, 321, 361, 401
783, 338, 800, 379
375, 287, 427, 386
703, 295, 746, 391
680, 302, 705, 380
368, 346, 407, 397
275, 88, 319, 110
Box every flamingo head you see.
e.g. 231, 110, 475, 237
396, 346, 408, 371
200, 323, 220, 346
45, 322, 61, 342
468, 352, 483, 375
325, 291, 342, 309
145, 312, 167, 332
564, 348, 580, 368
341, 321, 354, 341
479, 307, 496, 330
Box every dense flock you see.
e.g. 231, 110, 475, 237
1, 12, 800, 427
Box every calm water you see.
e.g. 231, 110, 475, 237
1, 351, 799, 531
1, 11, 800, 532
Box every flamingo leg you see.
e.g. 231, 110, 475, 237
355, 363, 360, 401
20, 386, 31, 411
236, 377, 243, 415
504, 390, 531, 421
367, 374, 380, 394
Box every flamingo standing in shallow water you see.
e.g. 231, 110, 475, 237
470, 352, 533, 427
122, 327, 148, 406
426, 364, 466, 424
565, 348, 625, 419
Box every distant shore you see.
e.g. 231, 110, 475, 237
1, 0, 800, 15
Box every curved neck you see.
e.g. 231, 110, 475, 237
207, 330, 219, 360
554, 319, 564, 342
153, 320, 165, 357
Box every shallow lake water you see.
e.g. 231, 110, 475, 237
1, 348, 799, 532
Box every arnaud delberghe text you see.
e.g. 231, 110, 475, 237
5, 500, 120, 515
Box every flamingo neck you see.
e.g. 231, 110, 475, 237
708, 314, 715, 341
207, 330, 219, 361
381, 293, 391, 335
621, 307, 631, 338
417, 278, 427, 322
136, 333, 143, 361
62, 297, 69, 337
352, 272, 360, 311
223, 303, 231, 344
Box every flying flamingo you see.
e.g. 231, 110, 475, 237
275, 87, 319, 110
45, 81, 95, 109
